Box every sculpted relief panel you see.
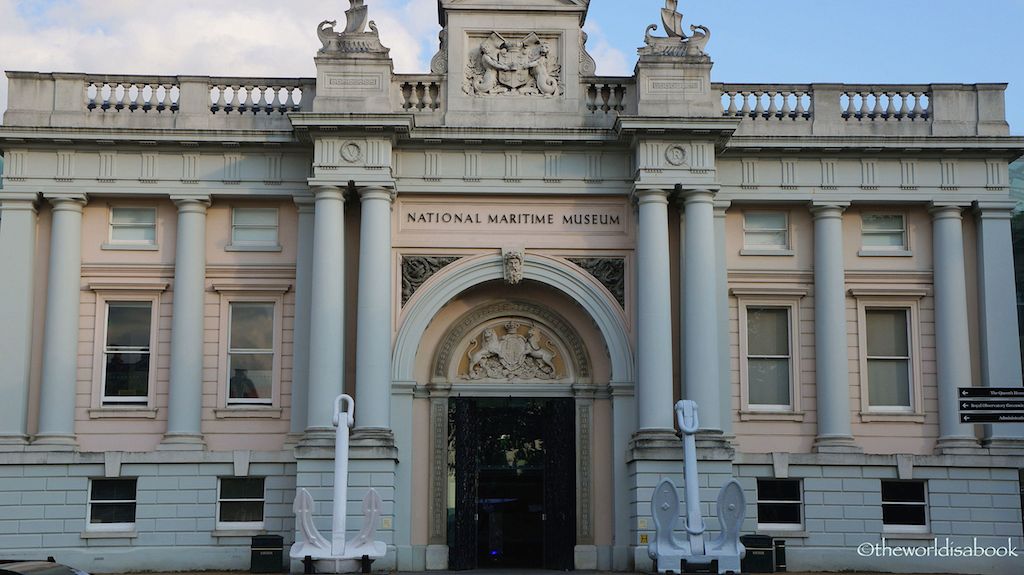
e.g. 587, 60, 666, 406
464, 32, 561, 97
463, 320, 564, 381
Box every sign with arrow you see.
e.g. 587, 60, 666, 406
960, 413, 1024, 423
959, 400, 1024, 411
958, 387, 1024, 399
958, 388, 1024, 423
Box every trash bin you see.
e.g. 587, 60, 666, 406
740, 534, 774, 573
250, 535, 284, 573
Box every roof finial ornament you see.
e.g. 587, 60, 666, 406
639, 0, 711, 58
317, 0, 390, 56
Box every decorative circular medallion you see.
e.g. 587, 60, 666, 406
340, 141, 363, 163
665, 144, 687, 166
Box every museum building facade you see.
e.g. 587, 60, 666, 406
0, 1, 1022, 573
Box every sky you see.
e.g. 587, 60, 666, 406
0, 0, 1022, 132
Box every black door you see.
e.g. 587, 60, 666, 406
449, 397, 576, 570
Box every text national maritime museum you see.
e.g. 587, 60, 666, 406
0, 1, 1022, 574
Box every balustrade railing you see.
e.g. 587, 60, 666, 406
209, 79, 308, 114
584, 77, 631, 114
86, 77, 180, 113
720, 85, 813, 121
396, 76, 443, 112
839, 86, 930, 121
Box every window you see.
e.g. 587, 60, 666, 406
102, 302, 153, 405
756, 479, 802, 530
230, 207, 279, 249
861, 213, 907, 252
865, 308, 912, 410
87, 478, 137, 532
743, 211, 790, 252
217, 477, 265, 530
227, 302, 275, 405
881, 480, 928, 532
109, 207, 156, 245
745, 307, 793, 409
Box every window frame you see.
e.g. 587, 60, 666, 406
213, 283, 290, 415
859, 211, 911, 256
881, 479, 929, 534
216, 477, 266, 531
741, 210, 793, 255
86, 478, 137, 533
88, 284, 167, 416
852, 290, 926, 422
227, 207, 281, 252
734, 289, 806, 420
756, 478, 804, 532
106, 206, 158, 249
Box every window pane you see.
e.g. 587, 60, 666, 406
90, 502, 137, 524
866, 309, 908, 356
744, 231, 788, 248
233, 226, 278, 244
868, 359, 911, 406
863, 214, 903, 231
91, 479, 137, 501
220, 501, 265, 523
233, 208, 277, 226
229, 354, 273, 400
882, 481, 925, 503
111, 225, 156, 243
882, 505, 926, 526
221, 478, 265, 499
230, 303, 274, 350
745, 212, 787, 231
112, 208, 156, 225
106, 303, 152, 348
758, 479, 801, 502
747, 308, 789, 356
748, 358, 791, 405
862, 232, 905, 248
758, 502, 801, 524
104, 353, 150, 399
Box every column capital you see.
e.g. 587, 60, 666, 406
630, 187, 671, 205
170, 195, 211, 212
0, 195, 39, 213
358, 186, 396, 203
312, 185, 346, 201
928, 203, 965, 220
973, 200, 1018, 220
293, 193, 316, 213
808, 201, 849, 219
713, 200, 731, 216
43, 192, 88, 211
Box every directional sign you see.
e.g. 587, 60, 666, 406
960, 400, 1024, 411
960, 413, 1024, 424
958, 387, 1024, 399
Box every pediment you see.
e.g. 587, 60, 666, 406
439, 0, 590, 25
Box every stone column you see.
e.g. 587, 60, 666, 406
354, 186, 395, 434
634, 188, 675, 432
161, 196, 210, 449
930, 205, 980, 451
714, 201, 734, 439
288, 194, 316, 441
974, 201, 1024, 449
0, 194, 39, 448
34, 193, 88, 448
680, 189, 723, 442
304, 186, 346, 444
809, 203, 858, 452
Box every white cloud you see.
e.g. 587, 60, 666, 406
582, 21, 632, 77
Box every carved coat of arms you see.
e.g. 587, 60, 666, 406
464, 32, 561, 97
464, 321, 559, 380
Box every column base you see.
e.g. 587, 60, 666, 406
157, 433, 205, 451
0, 434, 29, 452
813, 435, 862, 454
694, 429, 735, 453
983, 437, 1024, 456
282, 432, 304, 449
28, 434, 77, 450
351, 427, 398, 460
424, 545, 448, 570
935, 436, 982, 455
296, 427, 337, 452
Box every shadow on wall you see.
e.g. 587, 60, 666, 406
1011, 159, 1024, 366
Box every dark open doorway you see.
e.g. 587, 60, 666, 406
448, 397, 576, 570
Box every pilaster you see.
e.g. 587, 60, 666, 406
809, 202, 860, 453
0, 194, 39, 449
161, 195, 211, 450
713, 201, 734, 441
34, 193, 88, 449
287, 194, 316, 446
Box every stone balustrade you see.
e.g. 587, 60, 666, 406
3, 72, 1008, 137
